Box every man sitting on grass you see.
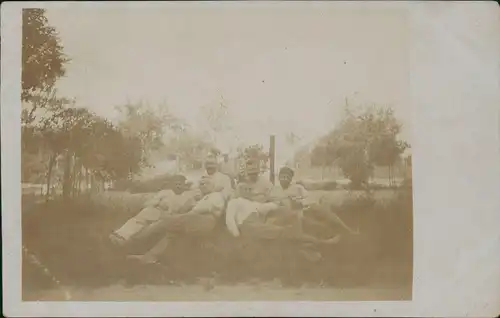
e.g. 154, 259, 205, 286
109, 175, 200, 246
201, 155, 233, 197
225, 160, 340, 246
126, 176, 229, 264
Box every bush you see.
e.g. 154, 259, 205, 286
111, 174, 193, 193
297, 180, 337, 191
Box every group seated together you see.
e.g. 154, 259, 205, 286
109, 156, 359, 265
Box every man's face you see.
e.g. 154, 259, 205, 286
172, 181, 185, 194
200, 181, 214, 195
247, 172, 259, 182
206, 166, 216, 175
279, 173, 292, 189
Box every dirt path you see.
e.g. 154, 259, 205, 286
23, 283, 412, 301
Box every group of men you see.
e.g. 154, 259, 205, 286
109, 155, 356, 265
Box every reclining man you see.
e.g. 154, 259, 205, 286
127, 175, 230, 264
225, 159, 340, 245
268, 166, 359, 236
109, 174, 200, 246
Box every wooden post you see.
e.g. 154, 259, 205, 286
269, 135, 276, 185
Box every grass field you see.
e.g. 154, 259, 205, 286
22, 187, 413, 301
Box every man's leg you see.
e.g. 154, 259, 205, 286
111, 206, 162, 244
128, 213, 217, 264
267, 207, 303, 231
241, 221, 340, 245
308, 205, 359, 234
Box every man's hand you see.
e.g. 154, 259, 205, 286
193, 189, 203, 201
253, 194, 268, 203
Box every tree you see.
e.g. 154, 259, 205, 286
240, 144, 269, 173
115, 101, 179, 170
311, 104, 409, 189
164, 130, 215, 170
21, 8, 70, 189
22, 9, 69, 102
25, 102, 145, 199
365, 107, 410, 185
199, 96, 235, 150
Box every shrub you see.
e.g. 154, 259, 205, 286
111, 174, 193, 193
297, 180, 337, 191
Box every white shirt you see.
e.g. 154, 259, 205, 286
156, 190, 199, 215
225, 198, 279, 237
201, 171, 233, 199
234, 175, 274, 202
191, 191, 226, 218
269, 182, 308, 207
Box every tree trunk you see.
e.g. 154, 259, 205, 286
75, 167, 80, 195
45, 153, 56, 201
62, 151, 72, 200
388, 164, 393, 186
89, 171, 94, 193
85, 167, 89, 192
78, 166, 83, 195
71, 155, 77, 197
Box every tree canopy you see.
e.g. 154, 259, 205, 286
311, 104, 409, 188
22, 9, 69, 102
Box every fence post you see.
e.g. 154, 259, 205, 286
269, 135, 276, 185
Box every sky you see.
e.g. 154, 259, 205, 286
45, 3, 411, 165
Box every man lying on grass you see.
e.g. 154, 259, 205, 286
109, 175, 200, 246
225, 160, 340, 246
268, 166, 360, 236
126, 176, 229, 264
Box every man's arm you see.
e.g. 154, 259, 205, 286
144, 190, 171, 208
260, 179, 275, 203
231, 183, 246, 200
220, 174, 234, 199
178, 190, 201, 214
225, 203, 241, 237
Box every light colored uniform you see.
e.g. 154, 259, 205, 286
114, 189, 199, 241
134, 191, 227, 239
225, 176, 278, 237
269, 183, 308, 209
266, 183, 309, 225
200, 171, 233, 199
191, 191, 226, 218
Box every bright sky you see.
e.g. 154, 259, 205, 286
45, 3, 411, 164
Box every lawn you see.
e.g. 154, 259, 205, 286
22, 187, 413, 300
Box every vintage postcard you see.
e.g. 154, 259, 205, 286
2, 1, 499, 317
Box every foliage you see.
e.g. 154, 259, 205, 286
111, 173, 194, 193
22, 99, 145, 197
200, 96, 232, 141
115, 101, 179, 169
311, 104, 409, 188
164, 130, 215, 169
239, 144, 269, 172
22, 9, 70, 102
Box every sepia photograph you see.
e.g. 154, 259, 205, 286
4, 1, 499, 316
19, 4, 414, 302
17, 4, 413, 301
